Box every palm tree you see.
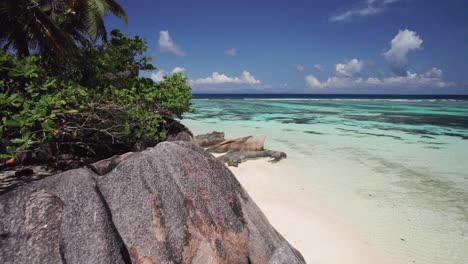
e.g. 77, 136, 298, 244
59, 0, 128, 45
0, 0, 78, 58
0, 0, 127, 65
79, 0, 128, 44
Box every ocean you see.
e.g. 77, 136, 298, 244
182, 94, 468, 264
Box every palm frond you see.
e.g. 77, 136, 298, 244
0, 0, 127, 67
103, 0, 128, 24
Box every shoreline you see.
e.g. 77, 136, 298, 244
184, 109, 468, 264
229, 158, 388, 264
188, 122, 392, 263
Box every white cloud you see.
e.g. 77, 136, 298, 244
296, 64, 304, 72
171, 67, 186, 74
422, 67, 442, 79
303, 27, 454, 91
306, 75, 325, 89
335, 58, 365, 77
190, 70, 261, 85
240, 71, 261, 85
383, 29, 423, 75
225, 48, 237, 56
306, 68, 452, 89
314, 64, 324, 72
331, 0, 402, 22
151, 67, 186, 82
151, 70, 165, 82
158, 30, 185, 56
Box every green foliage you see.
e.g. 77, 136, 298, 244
156, 73, 193, 118
0, 0, 127, 66
81, 29, 155, 87
0, 30, 192, 162
0, 51, 87, 158
0, 1, 191, 165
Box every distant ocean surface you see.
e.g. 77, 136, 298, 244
189, 93, 468, 138
192, 93, 468, 100
183, 93, 468, 264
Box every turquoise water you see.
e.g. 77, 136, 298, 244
183, 97, 468, 264
188, 98, 468, 139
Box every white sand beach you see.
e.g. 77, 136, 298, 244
230, 159, 388, 264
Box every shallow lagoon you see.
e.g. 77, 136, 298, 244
183, 97, 468, 264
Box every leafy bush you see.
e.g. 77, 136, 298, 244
0, 52, 80, 159
0, 31, 192, 164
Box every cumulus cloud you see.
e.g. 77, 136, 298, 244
314, 64, 324, 72
422, 67, 442, 79
151, 70, 166, 82
331, 0, 402, 22
305, 75, 325, 89
296, 64, 304, 72
383, 29, 423, 76
303, 27, 453, 91
335, 58, 365, 77
225, 48, 237, 56
171, 67, 186, 74
190, 71, 261, 85
158, 30, 185, 56
151, 67, 186, 82
306, 68, 452, 89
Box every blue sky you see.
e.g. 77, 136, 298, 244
106, 0, 468, 94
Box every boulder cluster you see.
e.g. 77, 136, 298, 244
189, 131, 287, 167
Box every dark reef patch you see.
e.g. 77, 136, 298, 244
336, 128, 402, 140
345, 112, 468, 130
303, 131, 324, 135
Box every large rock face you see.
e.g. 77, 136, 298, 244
0, 142, 305, 264
207, 135, 266, 153
0, 169, 129, 263
218, 150, 287, 167
194, 131, 225, 147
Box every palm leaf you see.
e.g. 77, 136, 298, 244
0, 0, 127, 67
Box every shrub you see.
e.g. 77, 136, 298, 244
0, 31, 192, 164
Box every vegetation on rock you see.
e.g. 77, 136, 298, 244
0, 1, 192, 167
